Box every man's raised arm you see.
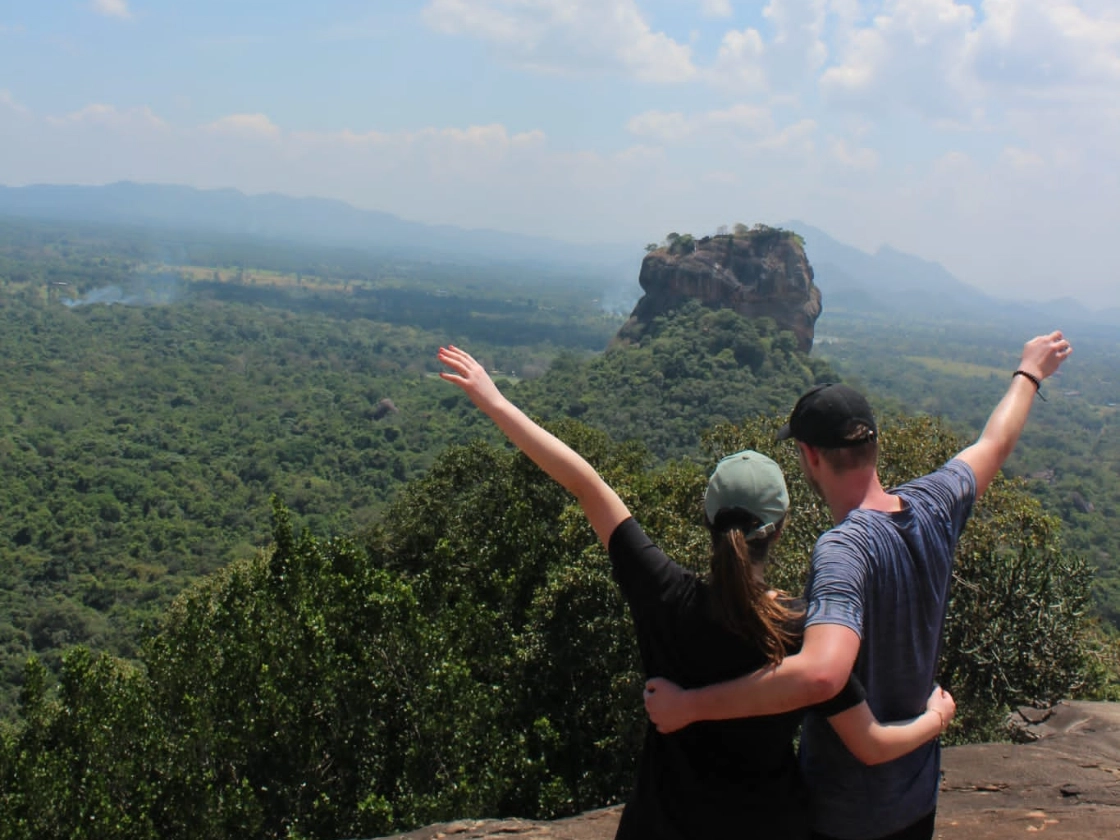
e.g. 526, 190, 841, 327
956, 331, 1072, 498
644, 623, 859, 733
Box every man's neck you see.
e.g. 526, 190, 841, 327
827, 470, 902, 524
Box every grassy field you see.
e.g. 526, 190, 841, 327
905, 355, 1007, 379
151, 264, 361, 293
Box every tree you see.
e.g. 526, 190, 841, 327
0, 417, 1103, 836
667, 234, 695, 256
0, 652, 159, 840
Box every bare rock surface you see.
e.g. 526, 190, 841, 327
373, 806, 623, 840
616, 228, 822, 353
938, 700, 1120, 838
373, 701, 1120, 840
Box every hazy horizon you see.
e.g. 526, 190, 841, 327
1, 1, 1117, 308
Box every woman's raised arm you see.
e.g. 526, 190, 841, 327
437, 345, 631, 547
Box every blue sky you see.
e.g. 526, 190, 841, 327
1, 1, 1118, 308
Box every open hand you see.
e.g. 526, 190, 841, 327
437, 345, 504, 411
1018, 331, 1073, 381
644, 677, 693, 734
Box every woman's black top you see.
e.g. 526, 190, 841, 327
609, 517, 865, 840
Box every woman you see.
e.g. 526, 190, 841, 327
437, 345, 954, 840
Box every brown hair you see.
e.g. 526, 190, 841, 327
708, 515, 801, 665
819, 424, 879, 472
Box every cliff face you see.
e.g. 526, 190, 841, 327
616, 228, 822, 353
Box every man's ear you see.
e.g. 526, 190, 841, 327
798, 441, 822, 468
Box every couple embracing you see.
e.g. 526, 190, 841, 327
438, 331, 1071, 840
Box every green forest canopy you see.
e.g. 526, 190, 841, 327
0, 414, 1113, 839
0, 217, 1118, 837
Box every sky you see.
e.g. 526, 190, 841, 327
1, 1, 1118, 309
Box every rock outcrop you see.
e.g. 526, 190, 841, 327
939, 700, 1120, 838
615, 227, 822, 353
370, 398, 399, 421
373, 701, 1120, 840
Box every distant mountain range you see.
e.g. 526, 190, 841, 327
1, 181, 1116, 330
785, 221, 1120, 331
0, 181, 638, 274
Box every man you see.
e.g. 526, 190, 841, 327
643, 331, 1073, 840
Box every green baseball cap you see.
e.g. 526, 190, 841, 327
704, 449, 789, 539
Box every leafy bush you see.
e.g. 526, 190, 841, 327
0, 413, 1105, 837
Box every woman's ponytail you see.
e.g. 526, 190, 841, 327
708, 517, 800, 665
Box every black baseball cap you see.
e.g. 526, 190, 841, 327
776, 383, 878, 448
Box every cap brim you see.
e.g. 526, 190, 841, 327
776, 423, 793, 441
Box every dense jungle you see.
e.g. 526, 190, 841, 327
0, 217, 1118, 839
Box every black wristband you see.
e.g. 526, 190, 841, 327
1013, 369, 1046, 401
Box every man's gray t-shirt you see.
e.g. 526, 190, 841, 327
800, 459, 976, 839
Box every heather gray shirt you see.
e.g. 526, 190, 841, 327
800, 459, 976, 839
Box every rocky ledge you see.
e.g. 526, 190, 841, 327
376, 701, 1120, 840
937, 700, 1120, 838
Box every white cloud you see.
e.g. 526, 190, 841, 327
706, 103, 774, 134
763, 0, 829, 80
753, 117, 817, 153
289, 123, 547, 158
614, 144, 666, 167
830, 136, 879, 169
432, 123, 510, 147
931, 149, 972, 174
289, 128, 393, 148
701, 0, 734, 18
92, 0, 131, 20
1000, 145, 1044, 170
0, 89, 29, 114
625, 103, 817, 160
202, 113, 280, 139
710, 27, 767, 90
966, 0, 1120, 92
7, 0, 1120, 314
828, 0, 863, 25
511, 129, 547, 149
46, 103, 166, 130
816, 0, 1120, 123
626, 110, 694, 142
627, 104, 777, 143
421, 0, 696, 83
820, 0, 978, 116
707, 0, 832, 94
419, 0, 1119, 115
